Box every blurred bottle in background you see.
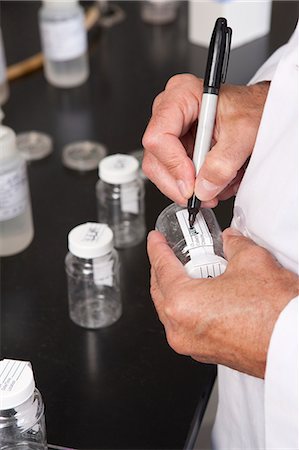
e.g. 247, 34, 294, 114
0, 109, 34, 256
38, 0, 89, 88
0, 27, 9, 105
140, 0, 179, 25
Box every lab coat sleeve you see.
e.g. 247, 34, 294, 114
249, 43, 287, 83
265, 296, 298, 449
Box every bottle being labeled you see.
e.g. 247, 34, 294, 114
65, 222, 122, 328
0, 27, 9, 105
156, 203, 227, 279
38, 0, 89, 88
0, 359, 47, 449
96, 154, 146, 248
0, 109, 34, 256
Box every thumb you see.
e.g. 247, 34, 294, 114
222, 227, 257, 261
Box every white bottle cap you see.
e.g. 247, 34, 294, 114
42, 0, 78, 8
68, 222, 114, 259
0, 359, 35, 410
0, 108, 17, 161
99, 154, 139, 184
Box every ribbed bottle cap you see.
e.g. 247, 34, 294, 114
99, 154, 139, 184
68, 222, 114, 258
0, 359, 35, 410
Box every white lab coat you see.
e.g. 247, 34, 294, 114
212, 25, 298, 449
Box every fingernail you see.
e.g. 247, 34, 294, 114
225, 227, 242, 237
177, 179, 192, 199
195, 178, 221, 201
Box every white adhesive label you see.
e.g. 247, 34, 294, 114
120, 184, 139, 214
176, 209, 227, 278
82, 223, 106, 243
93, 258, 113, 287
0, 360, 29, 392
0, 164, 28, 222
40, 16, 87, 61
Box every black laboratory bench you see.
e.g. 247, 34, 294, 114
1, 2, 297, 450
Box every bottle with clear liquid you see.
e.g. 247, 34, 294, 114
0, 359, 47, 450
0, 110, 34, 256
65, 222, 122, 329
156, 203, 227, 278
96, 154, 146, 248
38, 0, 89, 88
0, 27, 9, 105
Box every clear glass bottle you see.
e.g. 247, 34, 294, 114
0, 109, 34, 256
38, 0, 89, 88
0, 359, 47, 450
156, 203, 227, 278
0, 27, 9, 105
140, 0, 179, 25
65, 222, 122, 329
96, 154, 146, 249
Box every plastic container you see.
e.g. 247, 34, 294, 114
39, 0, 89, 88
0, 110, 34, 256
0, 359, 47, 449
140, 0, 179, 25
65, 222, 122, 328
156, 203, 227, 278
0, 27, 9, 105
96, 154, 146, 248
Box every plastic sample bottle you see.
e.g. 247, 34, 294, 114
0, 27, 9, 105
0, 359, 47, 449
65, 222, 122, 328
38, 0, 89, 88
96, 154, 146, 248
156, 203, 227, 278
0, 110, 34, 256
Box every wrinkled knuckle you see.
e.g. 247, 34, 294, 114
152, 91, 165, 112
166, 73, 200, 91
166, 331, 185, 355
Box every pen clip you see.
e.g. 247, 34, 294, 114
221, 27, 232, 83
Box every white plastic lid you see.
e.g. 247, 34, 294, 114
43, 0, 78, 8
185, 255, 227, 279
99, 153, 139, 184
0, 359, 35, 410
0, 108, 17, 161
68, 222, 114, 258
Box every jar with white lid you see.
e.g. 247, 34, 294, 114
140, 0, 179, 25
65, 222, 122, 328
156, 203, 227, 278
0, 359, 47, 449
38, 0, 89, 88
96, 154, 146, 249
0, 109, 34, 256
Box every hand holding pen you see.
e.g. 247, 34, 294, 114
187, 18, 232, 227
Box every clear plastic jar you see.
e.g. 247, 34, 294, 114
0, 359, 47, 450
65, 222, 122, 329
140, 0, 179, 25
96, 154, 146, 249
0, 110, 34, 256
39, 0, 89, 88
156, 203, 227, 278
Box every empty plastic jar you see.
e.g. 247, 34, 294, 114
66, 222, 122, 328
156, 203, 227, 278
96, 154, 146, 248
0, 359, 47, 449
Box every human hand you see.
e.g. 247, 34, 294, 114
142, 74, 270, 207
147, 228, 299, 378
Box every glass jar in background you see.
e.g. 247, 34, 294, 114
65, 222, 122, 329
156, 203, 227, 278
0, 27, 9, 105
0, 359, 47, 450
140, 0, 179, 25
38, 0, 89, 88
0, 109, 34, 257
96, 154, 146, 249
